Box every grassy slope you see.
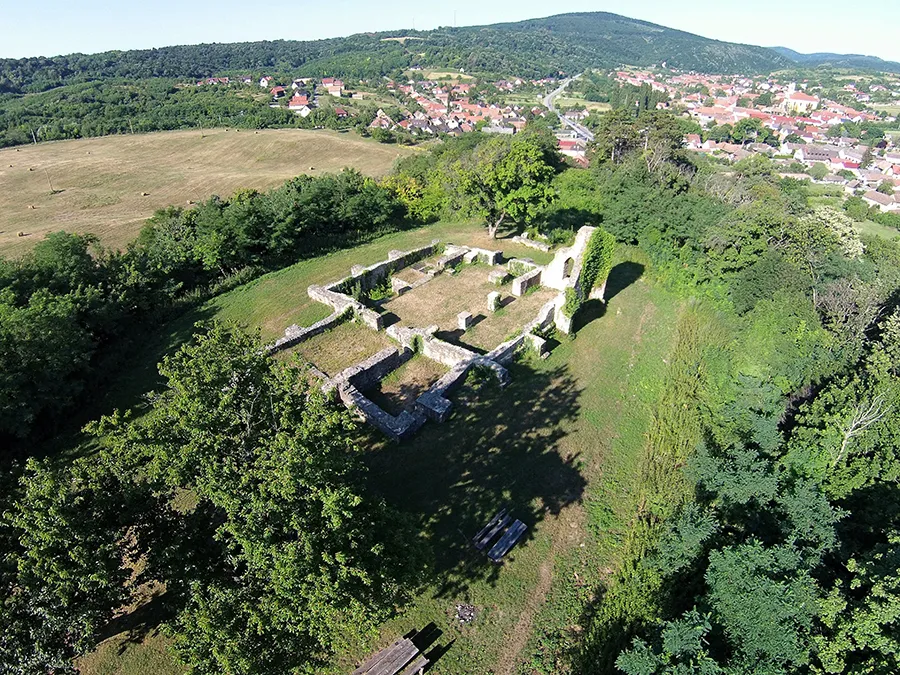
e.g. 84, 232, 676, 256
78, 224, 679, 675
0, 128, 414, 256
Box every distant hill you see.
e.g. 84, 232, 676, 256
481, 13, 792, 74
0, 12, 793, 95
3, 12, 898, 96
771, 46, 900, 73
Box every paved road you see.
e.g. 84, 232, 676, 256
544, 75, 595, 142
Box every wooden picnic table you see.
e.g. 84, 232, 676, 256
352, 637, 423, 675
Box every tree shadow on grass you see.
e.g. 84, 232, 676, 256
605, 262, 645, 303
363, 360, 585, 599
571, 261, 645, 334
95, 583, 177, 654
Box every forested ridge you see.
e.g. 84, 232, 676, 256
0, 11, 793, 97
3, 113, 900, 674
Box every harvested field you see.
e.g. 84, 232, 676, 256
381, 265, 557, 351
366, 356, 449, 415
0, 128, 414, 256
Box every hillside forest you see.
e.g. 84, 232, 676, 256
2, 105, 900, 674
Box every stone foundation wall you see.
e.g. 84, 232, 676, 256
434, 245, 469, 271
422, 336, 480, 367
511, 267, 543, 297
511, 233, 551, 252
268, 310, 348, 353
328, 346, 413, 392
337, 384, 425, 441
332, 242, 438, 295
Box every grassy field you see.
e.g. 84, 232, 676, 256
76, 221, 679, 675
0, 128, 414, 256
553, 96, 612, 112
872, 103, 900, 116
422, 70, 475, 81
857, 218, 900, 239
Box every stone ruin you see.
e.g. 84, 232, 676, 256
267, 226, 598, 441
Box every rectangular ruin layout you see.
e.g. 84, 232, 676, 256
268, 228, 597, 441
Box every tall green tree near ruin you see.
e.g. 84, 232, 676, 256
455, 134, 556, 238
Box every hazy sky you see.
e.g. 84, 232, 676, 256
2, 0, 899, 62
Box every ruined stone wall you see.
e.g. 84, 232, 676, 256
332, 242, 438, 295
337, 384, 425, 441
542, 226, 597, 291
422, 336, 480, 367
328, 346, 413, 392
268, 310, 348, 353
511, 267, 543, 297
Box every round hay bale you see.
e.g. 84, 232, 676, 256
28, 205, 35, 210
141, 192, 150, 196
17, 231, 27, 237
309, 166, 315, 170
28, 167, 34, 171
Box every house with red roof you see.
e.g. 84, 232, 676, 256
782, 90, 820, 114
288, 94, 309, 109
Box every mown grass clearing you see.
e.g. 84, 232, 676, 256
0, 128, 414, 256
872, 103, 900, 116
857, 218, 900, 239
283, 321, 396, 377
77, 224, 678, 675
422, 70, 475, 81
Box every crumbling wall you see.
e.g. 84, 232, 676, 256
542, 226, 597, 291
268, 310, 348, 353
337, 384, 426, 441
332, 242, 438, 295
327, 346, 413, 393
511, 267, 543, 297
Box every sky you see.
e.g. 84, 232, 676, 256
2, 0, 899, 63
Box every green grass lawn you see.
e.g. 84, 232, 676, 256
872, 104, 900, 116
77, 226, 681, 675
857, 219, 900, 240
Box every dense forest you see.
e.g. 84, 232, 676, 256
3, 106, 900, 674
0, 78, 382, 147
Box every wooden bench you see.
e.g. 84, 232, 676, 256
488, 519, 527, 562
397, 654, 429, 675
473, 509, 509, 551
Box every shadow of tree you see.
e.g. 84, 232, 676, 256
94, 583, 176, 653
605, 262, 645, 303
363, 361, 586, 599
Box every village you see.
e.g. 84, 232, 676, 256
613, 68, 900, 212
194, 66, 900, 212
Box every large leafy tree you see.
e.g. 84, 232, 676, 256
455, 133, 556, 238
0, 457, 164, 674
93, 323, 422, 674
